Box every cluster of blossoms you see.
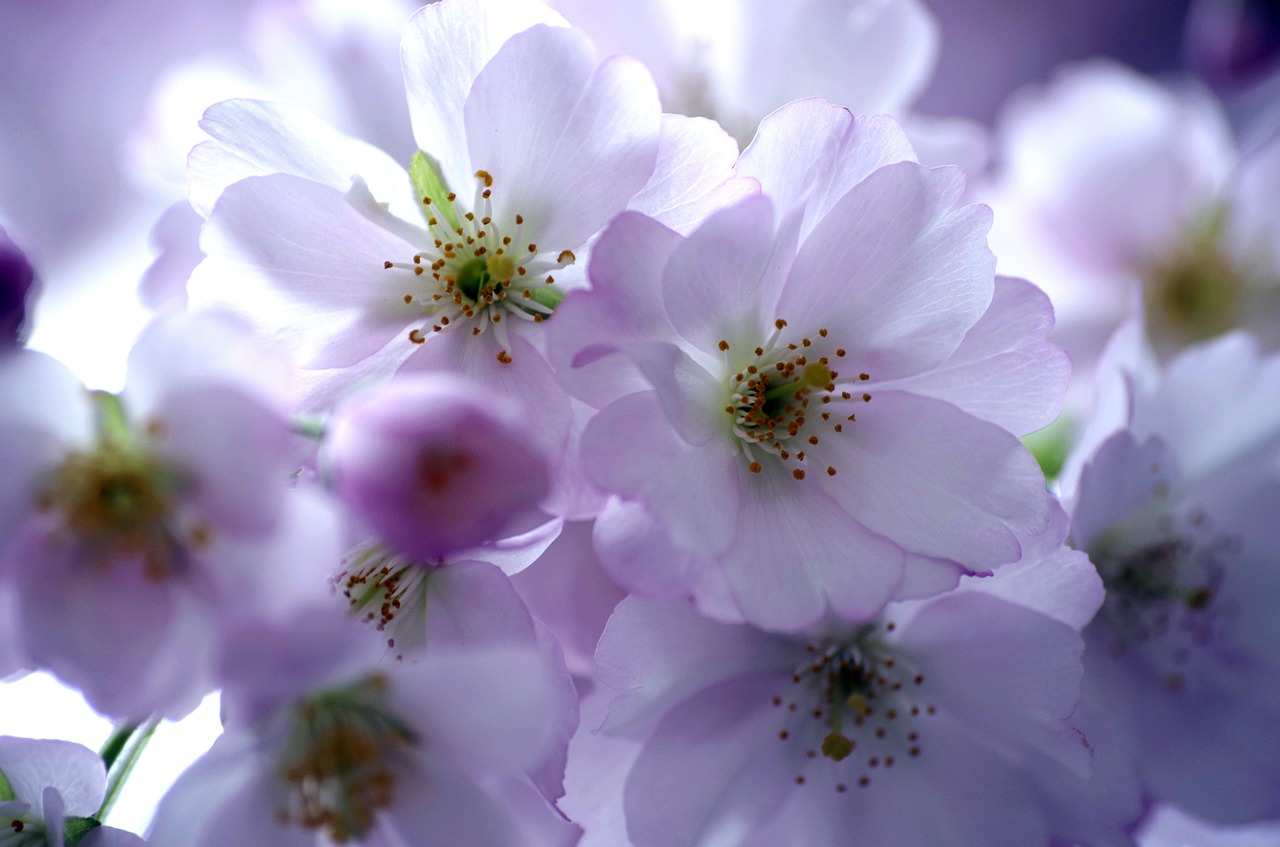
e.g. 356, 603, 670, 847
1, 0, 1279, 845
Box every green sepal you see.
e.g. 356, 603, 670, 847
63, 816, 102, 847
91, 391, 132, 446
410, 151, 460, 231
526, 285, 565, 312
0, 767, 15, 802
292, 415, 328, 441
1022, 416, 1075, 484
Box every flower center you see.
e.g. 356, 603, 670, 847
383, 158, 574, 364
771, 621, 935, 792
37, 394, 190, 579
720, 321, 871, 480
1142, 209, 1246, 348
278, 674, 417, 843
1090, 508, 1239, 693
335, 540, 432, 660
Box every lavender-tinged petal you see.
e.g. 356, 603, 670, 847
79, 825, 148, 847
1069, 431, 1180, 553
659, 193, 781, 354
401, 0, 566, 195
778, 161, 992, 380
0, 737, 105, 816
617, 340, 723, 447
901, 592, 1091, 775
590, 498, 703, 602
628, 114, 759, 236
622, 673, 800, 847
596, 597, 792, 740
956, 540, 1104, 632
123, 310, 294, 421
819, 391, 1048, 570
547, 211, 682, 409
146, 383, 294, 538
463, 24, 661, 250
393, 646, 565, 778
871, 276, 1070, 436
580, 391, 740, 558
191, 173, 423, 371
382, 755, 520, 847
737, 101, 916, 235
467, 515, 565, 577
188, 98, 416, 221
509, 519, 626, 676
421, 561, 578, 801
12, 523, 218, 720
733, 0, 938, 119
138, 201, 203, 311
1132, 332, 1280, 485
724, 471, 906, 629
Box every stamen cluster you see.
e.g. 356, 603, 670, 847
722, 322, 870, 480
771, 622, 934, 792
384, 170, 575, 362
278, 675, 417, 843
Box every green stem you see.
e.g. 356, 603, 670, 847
97, 719, 160, 821
97, 722, 139, 773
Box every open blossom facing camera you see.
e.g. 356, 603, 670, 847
148, 609, 573, 847
556, 100, 1064, 630
187, 0, 672, 412
591, 530, 1101, 847
0, 311, 338, 719
1062, 328, 1280, 824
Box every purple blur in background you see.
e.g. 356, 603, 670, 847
0, 229, 36, 346
918, 0, 1194, 122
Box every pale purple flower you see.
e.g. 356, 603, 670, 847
551, 0, 936, 138
985, 61, 1280, 375
183, 0, 758, 517
556, 100, 1063, 630
147, 609, 572, 847
187, 0, 659, 402
0, 312, 339, 719
510, 519, 628, 677
326, 374, 551, 562
1063, 328, 1280, 824
590, 536, 1101, 847
0, 736, 144, 847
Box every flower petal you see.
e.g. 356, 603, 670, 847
463, 24, 661, 250
188, 98, 415, 221
818, 391, 1050, 569
401, 0, 566, 195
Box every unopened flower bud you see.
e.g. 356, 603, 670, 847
327, 375, 551, 561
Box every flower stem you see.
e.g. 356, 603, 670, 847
97, 718, 160, 820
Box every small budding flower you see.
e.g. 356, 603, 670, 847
326, 375, 552, 562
